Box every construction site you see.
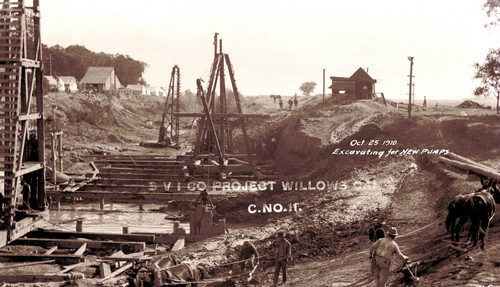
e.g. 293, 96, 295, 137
1, 1, 500, 286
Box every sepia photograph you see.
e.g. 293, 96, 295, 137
0, 0, 499, 286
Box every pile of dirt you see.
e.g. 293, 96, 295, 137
456, 100, 485, 109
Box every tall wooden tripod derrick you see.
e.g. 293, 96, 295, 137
181, 38, 264, 180
159, 65, 180, 147
0, 0, 46, 244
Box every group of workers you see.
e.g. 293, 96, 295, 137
237, 231, 291, 286
234, 219, 408, 286
278, 95, 298, 111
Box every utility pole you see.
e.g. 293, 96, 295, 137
322, 68, 325, 102
407, 56, 414, 118
412, 82, 415, 105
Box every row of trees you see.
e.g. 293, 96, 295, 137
474, 0, 500, 114
42, 44, 148, 86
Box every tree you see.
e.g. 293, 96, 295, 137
484, 0, 500, 27
474, 48, 500, 114
299, 82, 317, 96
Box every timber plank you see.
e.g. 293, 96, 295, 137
99, 262, 111, 278
0, 253, 83, 265
28, 230, 156, 244
0, 274, 76, 283
73, 243, 87, 256
13, 237, 146, 252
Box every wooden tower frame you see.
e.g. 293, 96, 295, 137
180, 35, 265, 180
0, 0, 46, 245
158, 65, 180, 146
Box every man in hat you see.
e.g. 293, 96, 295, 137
273, 232, 291, 286
369, 219, 386, 242
369, 227, 408, 287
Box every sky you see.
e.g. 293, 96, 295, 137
39, 0, 500, 101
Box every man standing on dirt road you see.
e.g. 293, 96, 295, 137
369, 227, 408, 287
273, 232, 292, 286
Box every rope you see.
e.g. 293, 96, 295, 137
215, 253, 269, 268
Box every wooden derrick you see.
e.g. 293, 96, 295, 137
0, 0, 47, 246
180, 34, 268, 180
159, 65, 180, 146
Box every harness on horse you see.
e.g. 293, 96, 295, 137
471, 192, 495, 221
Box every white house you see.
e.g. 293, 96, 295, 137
59, 76, 78, 93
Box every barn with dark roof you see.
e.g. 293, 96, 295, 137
329, 68, 376, 100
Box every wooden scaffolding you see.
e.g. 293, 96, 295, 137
180, 34, 267, 180
0, 0, 46, 245
158, 65, 180, 146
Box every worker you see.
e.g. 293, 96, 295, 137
21, 179, 31, 210
273, 232, 292, 286
288, 98, 293, 111
26, 133, 39, 161
278, 98, 283, 110
369, 227, 409, 287
293, 95, 298, 109
368, 219, 386, 242
238, 240, 259, 272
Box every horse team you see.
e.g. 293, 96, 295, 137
446, 179, 498, 249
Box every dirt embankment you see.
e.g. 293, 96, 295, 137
199, 96, 500, 286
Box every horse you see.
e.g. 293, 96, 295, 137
135, 254, 182, 286
157, 263, 208, 287
480, 178, 500, 203
445, 193, 473, 242
468, 191, 496, 249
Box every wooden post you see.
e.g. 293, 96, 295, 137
323, 68, 325, 101
58, 132, 63, 172
76, 220, 83, 232
122, 227, 129, 234
51, 133, 56, 185
100, 197, 105, 210
407, 56, 414, 118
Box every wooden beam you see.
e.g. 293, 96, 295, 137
56, 262, 96, 275
14, 237, 146, 252
439, 157, 500, 182
171, 236, 185, 251
44, 246, 57, 255
98, 262, 133, 283
0, 274, 81, 283
0, 260, 55, 270
73, 243, 87, 256
99, 256, 151, 262
0, 253, 83, 265
28, 230, 156, 244
99, 262, 112, 278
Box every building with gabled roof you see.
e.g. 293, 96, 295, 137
330, 67, 376, 99
80, 67, 121, 92
59, 76, 78, 93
